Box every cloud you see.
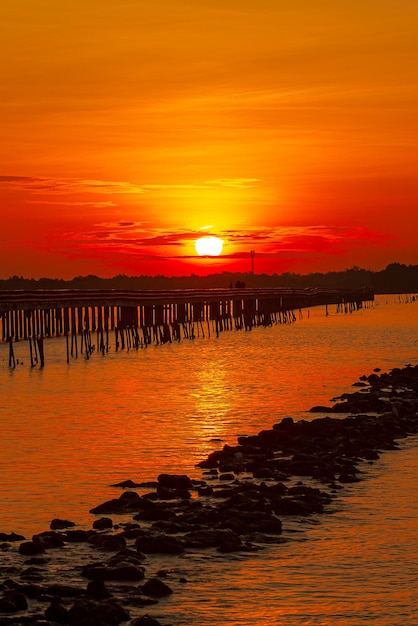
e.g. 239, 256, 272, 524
0, 176, 38, 182
0, 176, 144, 195
28, 200, 117, 208
0, 175, 262, 197
204, 178, 261, 188
38, 221, 392, 267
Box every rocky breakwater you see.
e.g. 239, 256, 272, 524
1, 364, 418, 626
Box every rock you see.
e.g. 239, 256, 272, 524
45, 600, 69, 623
107, 563, 145, 582
338, 473, 360, 483
133, 507, 176, 521
81, 562, 145, 582
218, 532, 244, 553
110, 479, 141, 488
20, 565, 44, 582
157, 473, 193, 489
19, 540, 46, 556
33, 531, 66, 549
93, 517, 113, 530
0, 532, 25, 542
89, 498, 127, 515
46, 583, 85, 597
0, 598, 19, 613
309, 405, 333, 412
90, 491, 153, 515
89, 534, 127, 552
67, 599, 130, 625
141, 578, 173, 598
109, 548, 146, 567
156, 485, 191, 500
80, 563, 108, 581
130, 616, 163, 626
2, 591, 28, 611
219, 472, 235, 481
50, 518, 76, 530
64, 529, 95, 542
86, 579, 112, 600
183, 528, 239, 549
135, 535, 184, 555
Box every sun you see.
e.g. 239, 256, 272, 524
195, 236, 224, 256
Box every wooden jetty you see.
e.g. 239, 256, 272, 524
0, 287, 374, 367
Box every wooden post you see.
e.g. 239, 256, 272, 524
8, 338, 16, 369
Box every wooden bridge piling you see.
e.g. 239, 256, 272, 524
0, 287, 374, 367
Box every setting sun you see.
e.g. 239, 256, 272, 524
195, 236, 224, 257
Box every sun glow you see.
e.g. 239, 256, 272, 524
195, 236, 224, 256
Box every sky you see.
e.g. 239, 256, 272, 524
1, 0, 417, 279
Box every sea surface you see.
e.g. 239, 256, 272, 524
1, 293, 418, 625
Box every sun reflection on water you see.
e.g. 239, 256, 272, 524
190, 357, 232, 441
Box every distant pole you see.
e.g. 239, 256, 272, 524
250, 250, 255, 274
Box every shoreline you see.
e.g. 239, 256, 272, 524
1, 363, 418, 626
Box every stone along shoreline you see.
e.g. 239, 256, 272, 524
1, 364, 418, 626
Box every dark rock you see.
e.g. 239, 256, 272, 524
183, 528, 237, 549
133, 507, 176, 522
46, 583, 85, 598
89, 534, 127, 553
119, 527, 144, 539
25, 556, 48, 565
19, 540, 46, 556
0, 532, 25, 542
2, 591, 28, 611
141, 578, 173, 598
309, 405, 333, 412
64, 529, 95, 542
338, 473, 360, 483
81, 562, 145, 582
130, 616, 163, 626
50, 518, 76, 530
16, 582, 44, 599
109, 548, 146, 567
33, 531, 66, 549
93, 517, 113, 530
87, 579, 112, 600
219, 473, 235, 481
156, 485, 191, 500
157, 473, 193, 489
218, 531, 244, 553
89, 498, 128, 515
90, 492, 155, 515
118, 491, 141, 505
106, 564, 145, 582
45, 600, 69, 623
135, 535, 184, 554
67, 599, 130, 625
0, 598, 19, 613
20, 566, 45, 581
110, 479, 141, 488
80, 563, 108, 581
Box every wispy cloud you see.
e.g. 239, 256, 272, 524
28, 200, 117, 208
0, 176, 144, 195
0, 175, 262, 195
37, 223, 391, 266
204, 178, 261, 188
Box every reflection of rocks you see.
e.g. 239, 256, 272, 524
2, 364, 418, 625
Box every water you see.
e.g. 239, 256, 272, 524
1, 293, 418, 625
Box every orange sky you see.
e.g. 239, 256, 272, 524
1, 0, 417, 279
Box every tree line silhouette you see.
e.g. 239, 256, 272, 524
0, 263, 417, 294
